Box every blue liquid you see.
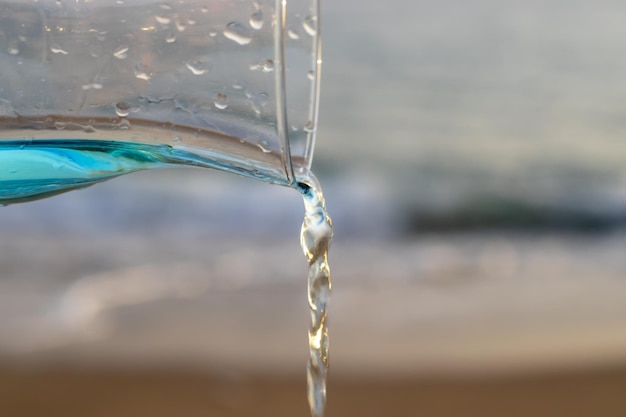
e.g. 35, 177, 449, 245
0, 139, 289, 205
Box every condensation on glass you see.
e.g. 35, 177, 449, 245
0, 0, 321, 185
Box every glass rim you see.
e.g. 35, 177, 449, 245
275, 0, 322, 185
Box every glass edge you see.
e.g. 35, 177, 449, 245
303, 0, 322, 171
274, 0, 295, 184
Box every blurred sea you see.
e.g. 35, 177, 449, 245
3, 0, 626, 376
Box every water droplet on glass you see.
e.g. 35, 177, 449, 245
304, 120, 315, 132
116, 0, 124, 5
82, 124, 97, 133
155, 15, 171, 25
249, 63, 262, 71
134, 64, 151, 81
54, 121, 66, 130
257, 139, 271, 153
250, 10, 264, 30
51, 44, 68, 55
7, 47, 19, 55
232, 82, 244, 90
115, 102, 131, 117
214, 93, 228, 109
223, 22, 252, 45
249, 92, 269, 115
176, 19, 186, 32
165, 33, 176, 43
81, 83, 103, 90
186, 60, 207, 75
172, 136, 182, 142
263, 59, 274, 72
113, 45, 129, 59
287, 27, 300, 40
118, 118, 131, 130
201, 7, 208, 13
303, 15, 317, 36
209, 30, 217, 37
160, 3, 172, 10
307, 70, 315, 80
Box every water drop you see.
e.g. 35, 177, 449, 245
201, 7, 208, 13
118, 118, 131, 130
304, 120, 315, 132
82, 124, 97, 133
172, 136, 182, 142
7, 46, 19, 55
250, 10, 264, 30
214, 93, 228, 109
223, 22, 252, 45
232, 82, 244, 90
256, 139, 271, 153
160, 3, 172, 10
262, 59, 274, 73
81, 83, 103, 90
115, 102, 130, 117
303, 15, 317, 36
249, 92, 269, 115
155, 15, 171, 25
134, 64, 151, 81
176, 19, 186, 32
209, 30, 217, 37
249, 63, 261, 71
307, 70, 315, 80
165, 33, 176, 43
54, 121, 66, 130
113, 45, 129, 59
51, 44, 68, 55
287, 27, 300, 40
186, 60, 207, 75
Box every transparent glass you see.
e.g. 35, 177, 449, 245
0, 0, 321, 185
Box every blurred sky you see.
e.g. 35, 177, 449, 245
319, 0, 626, 166
315, 0, 626, 234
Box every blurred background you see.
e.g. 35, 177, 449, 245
4, 0, 626, 416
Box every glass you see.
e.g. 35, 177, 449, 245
0, 0, 321, 186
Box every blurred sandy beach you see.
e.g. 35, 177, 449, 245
4, 365, 626, 417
